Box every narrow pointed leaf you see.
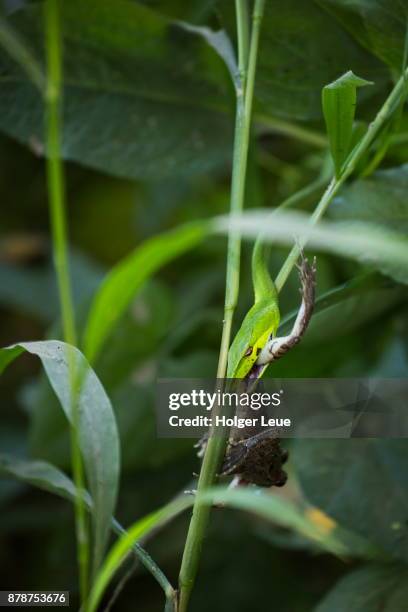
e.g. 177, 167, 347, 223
322, 71, 372, 177
87, 496, 192, 612
214, 209, 408, 285
0, 341, 120, 571
83, 221, 208, 363
87, 484, 382, 612
0, 454, 91, 505
0, 454, 173, 599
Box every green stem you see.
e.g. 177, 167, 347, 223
111, 519, 176, 607
235, 0, 249, 87
178, 2, 265, 610
44, 0, 89, 600
275, 65, 408, 292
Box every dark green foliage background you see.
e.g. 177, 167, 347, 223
0, 0, 408, 610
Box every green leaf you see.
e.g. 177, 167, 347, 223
293, 440, 408, 563
0, 0, 386, 174
214, 208, 408, 285
176, 21, 239, 91
0, 454, 173, 601
90, 279, 175, 389
198, 487, 377, 558
88, 495, 193, 612
322, 71, 372, 177
0, 0, 233, 180
315, 564, 408, 612
0, 345, 24, 373
83, 221, 208, 363
28, 282, 175, 470
0, 341, 120, 571
220, 0, 384, 121
318, 0, 408, 71
27, 377, 72, 469
0, 453, 92, 506
87, 485, 381, 612
331, 164, 408, 232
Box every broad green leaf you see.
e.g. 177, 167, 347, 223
0, 454, 172, 600
83, 221, 208, 363
0, 341, 120, 571
220, 0, 384, 121
0, 0, 233, 180
318, 0, 408, 71
322, 71, 372, 177
293, 440, 408, 563
331, 164, 408, 232
0, 0, 386, 177
315, 564, 408, 612
136, 0, 217, 23
214, 209, 408, 285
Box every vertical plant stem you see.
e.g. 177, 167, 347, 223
235, 0, 249, 86
44, 0, 89, 600
275, 64, 408, 292
218, 0, 264, 380
178, 2, 265, 610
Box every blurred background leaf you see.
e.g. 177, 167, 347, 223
220, 0, 387, 122
315, 563, 408, 612
329, 164, 408, 231
317, 0, 408, 72
293, 440, 408, 563
0, 0, 234, 180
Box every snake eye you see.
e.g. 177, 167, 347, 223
244, 346, 253, 356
